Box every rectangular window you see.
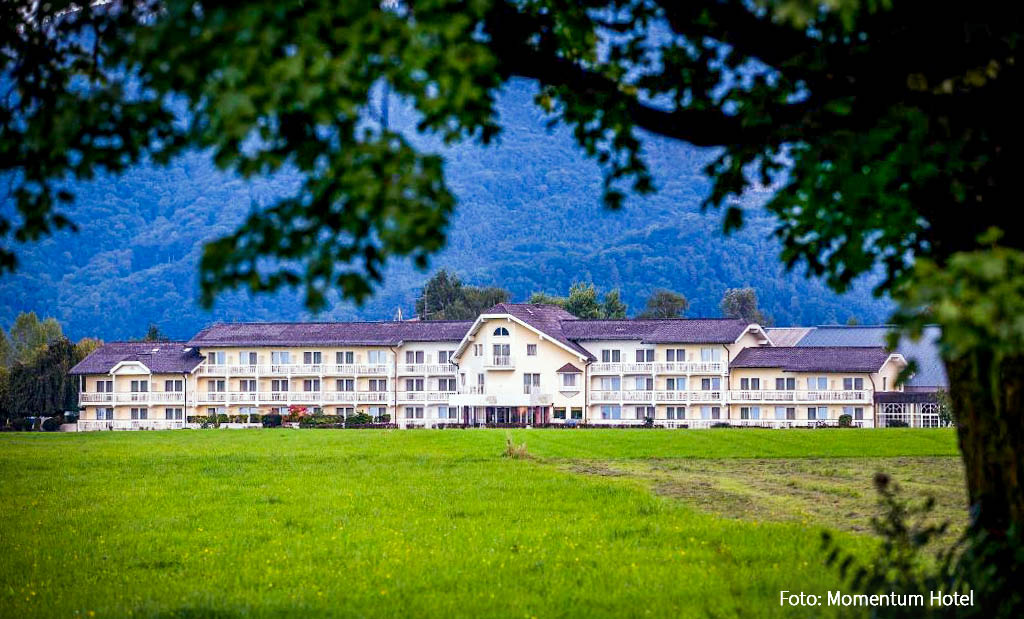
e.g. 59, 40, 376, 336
740, 378, 760, 390
96, 380, 113, 392
600, 405, 622, 420
553, 407, 567, 420
843, 406, 865, 420
438, 378, 456, 392
598, 376, 621, 391
367, 350, 387, 364
666, 377, 687, 391
635, 349, 654, 362
666, 348, 685, 362
240, 379, 257, 392
303, 351, 322, 365
809, 376, 828, 390
130, 380, 149, 392
303, 379, 321, 392
634, 376, 653, 390
700, 406, 721, 420
775, 377, 795, 390
740, 406, 760, 420
667, 406, 685, 420
336, 407, 354, 417
636, 406, 655, 419
405, 350, 425, 364
271, 351, 291, 364
337, 351, 355, 364
404, 406, 424, 419
130, 407, 148, 420
601, 350, 621, 363
438, 351, 451, 364
208, 380, 226, 392
97, 407, 113, 420
164, 380, 183, 392
239, 351, 258, 365
271, 379, 289, 392
474, 344, 483, 356
843, 377, 865, 390
477, 374, 485, 387
165, 408, 183, 420
561, 373, 578, 387
526, 344, 537, 356
209, 351, 226, 365
700, 347, 721, 362
701, 377, 721, 390
368, 379, 386, 392
523, 373, 540, 394
570, 407, 583, 420
336, 379, 354, 392
808, 407, 827, 420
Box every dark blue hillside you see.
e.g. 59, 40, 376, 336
0, 80, 891, 339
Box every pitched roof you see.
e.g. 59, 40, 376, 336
483, 304, 594, 359
187, 321, 472, 347
766, 327, 814, 347
69, 342, 203, 375
730, 346, 896, 373
556, 362, 582, 373
559, 318, 752, 344
796, 325, 946, 388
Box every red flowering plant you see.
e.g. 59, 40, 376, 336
284, 405, 310, 423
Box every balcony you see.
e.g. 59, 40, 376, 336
485, 355, 515, 369
78, 419, 186, 431
199, 363, 391, 376
589, 390, 725, 403
80, 392, 189, 404
588, 361, 727, 375
728, 390, 870, 403
397, 391, 427, 402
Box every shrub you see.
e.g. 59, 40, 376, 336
887, 419, 910, 428
838, 413, 853, 428
11, 417, 33, 431
710, 422, 733, 428
262, 414, 282, 428
64, 413, 79, 424
187, 414, 214, 429
502, 434, 530, 459
345, 412, 374, 426
41, 417, 61, 431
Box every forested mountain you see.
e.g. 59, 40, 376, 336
0, 81, 892, 340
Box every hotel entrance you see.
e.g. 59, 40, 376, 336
459, 406, 550, 425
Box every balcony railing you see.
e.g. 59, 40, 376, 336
80, 392, 189, 404
589, 361, 726, 374
728, 390, 870, 403
589, 390, 724, 403
485, 355, 514, 369
78, 419, 186, 431
199, 363, 391, 376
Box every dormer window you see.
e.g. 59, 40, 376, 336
493, 327, 510, 336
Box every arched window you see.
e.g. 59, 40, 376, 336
493, 327, 509, 336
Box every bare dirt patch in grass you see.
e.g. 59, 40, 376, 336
567, 456, 967, 540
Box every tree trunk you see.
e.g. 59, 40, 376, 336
945, 350, 1024, 535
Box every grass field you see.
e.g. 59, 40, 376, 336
0, 429, 962, 618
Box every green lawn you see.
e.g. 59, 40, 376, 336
0, 429, 961, 618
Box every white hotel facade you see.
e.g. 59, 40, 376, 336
71, 303, 924, 431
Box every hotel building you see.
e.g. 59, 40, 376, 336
71, 303, 925, 430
